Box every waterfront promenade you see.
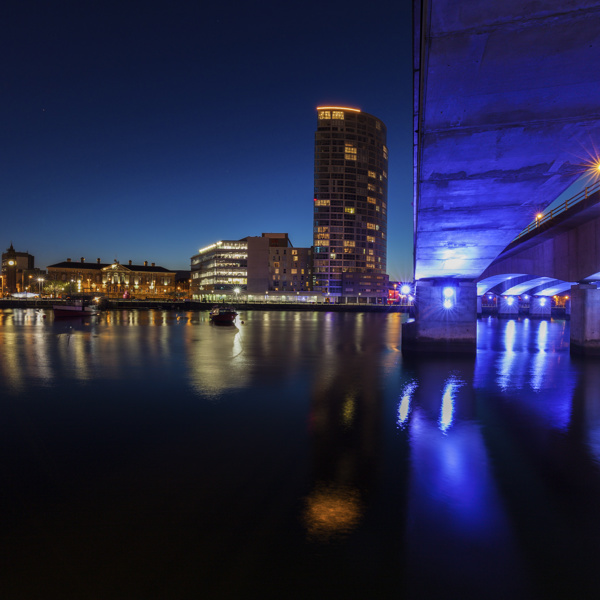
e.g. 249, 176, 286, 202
0, 298, 405, 312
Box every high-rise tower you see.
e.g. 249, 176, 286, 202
313, 106, 388, 301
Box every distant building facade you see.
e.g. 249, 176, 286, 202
190, 239, 249, 297
191, 233, 314, 301
1, 244, 36, 295
313, 106, 389, 303
46, 257, 176, 298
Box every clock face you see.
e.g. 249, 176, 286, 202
8, 260, 15, 266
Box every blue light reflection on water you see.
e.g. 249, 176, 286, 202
2, 309, 600, 599
396, 380, 417, 428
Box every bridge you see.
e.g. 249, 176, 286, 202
404, 0, 600, 355
479, 181, 600, 295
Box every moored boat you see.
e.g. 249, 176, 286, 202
53, 297, 99, 318
209, 306, 237, 324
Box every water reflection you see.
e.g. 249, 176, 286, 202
439, 374, 463, 433
477, 317, 576, 431
397, 381, 417, 428
303, 313, 395, 542
3, 310, 600, 598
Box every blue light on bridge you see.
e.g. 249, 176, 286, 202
443, 287, 455, 309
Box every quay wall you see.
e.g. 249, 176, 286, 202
0, 299, 405, 313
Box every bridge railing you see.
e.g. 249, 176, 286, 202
514, 179, 600, 241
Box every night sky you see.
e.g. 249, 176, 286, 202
3, 1, 414, 280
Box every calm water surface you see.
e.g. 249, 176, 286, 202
2, 309, 600, 599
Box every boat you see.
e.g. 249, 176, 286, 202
53, 297, 99, 318
209, 306, 238, 324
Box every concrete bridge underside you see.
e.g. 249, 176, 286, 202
406, 0, 600, 354
480, 189, 600, 284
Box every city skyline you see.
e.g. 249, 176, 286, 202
2, 1, 415, 281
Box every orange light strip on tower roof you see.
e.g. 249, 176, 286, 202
316, 106, 361, 113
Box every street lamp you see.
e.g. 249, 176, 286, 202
37, 277, 44, 296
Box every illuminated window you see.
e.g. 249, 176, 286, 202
345, 143, 357, 161
315, 199, 330, 206
317, 226, 329, 232
383, 170, 387, 178
367, 223, 376, 230
368, 249, 374, 255
344, 207, 355, 214
330, 253, 337, 259
368, 170, 376, 179
291, 269, 297, 274
318, 110, 331, 120
332, 111, 344, 119
367, 255, 375, 262
367, 196, 376, 204
383, 145, 388, 159
343, 240, 355, 247
368, 183, 376, 192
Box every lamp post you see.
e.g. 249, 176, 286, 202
37, 277, 44, 296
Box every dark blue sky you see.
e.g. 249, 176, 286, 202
2, 0, 414, 280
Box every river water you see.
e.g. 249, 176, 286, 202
2, 309, 600, 599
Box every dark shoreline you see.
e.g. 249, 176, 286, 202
0, 298, 406, 313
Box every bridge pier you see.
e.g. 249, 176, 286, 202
402, 280, 477, 354
530, 296, 551, 319
498, 296, 519, 318
570, 284, 600, 356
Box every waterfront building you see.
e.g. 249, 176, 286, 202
47, 258, 176, 298
313, 106, 389, 303
191, 233, 315, 302
1, 244, 35, 295
190, 239, 249, 299
247, 233, 313, 296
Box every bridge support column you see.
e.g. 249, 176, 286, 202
498, 296, 519, 318
401, 280, 477, 354
570, 284, 600, 356
530, 296, 551, 319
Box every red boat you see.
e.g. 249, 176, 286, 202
53, 297, 99, 318
209, 306, 237, 324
